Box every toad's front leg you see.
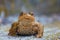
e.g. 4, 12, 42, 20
36, 23, 44, 38
33, 22, 44, 38
8, 22, 18, 36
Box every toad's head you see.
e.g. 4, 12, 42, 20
18, 12, 35, 22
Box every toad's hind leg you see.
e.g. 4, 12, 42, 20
8, 22, 18, 36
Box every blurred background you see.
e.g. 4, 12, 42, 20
0, 0, 60, 40
0, 0, 60, 24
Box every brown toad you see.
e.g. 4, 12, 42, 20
8, 12, 44, 38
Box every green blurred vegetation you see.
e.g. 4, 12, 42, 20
0, 0, 60, 17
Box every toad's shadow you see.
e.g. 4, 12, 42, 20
17, 33, 37, 37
